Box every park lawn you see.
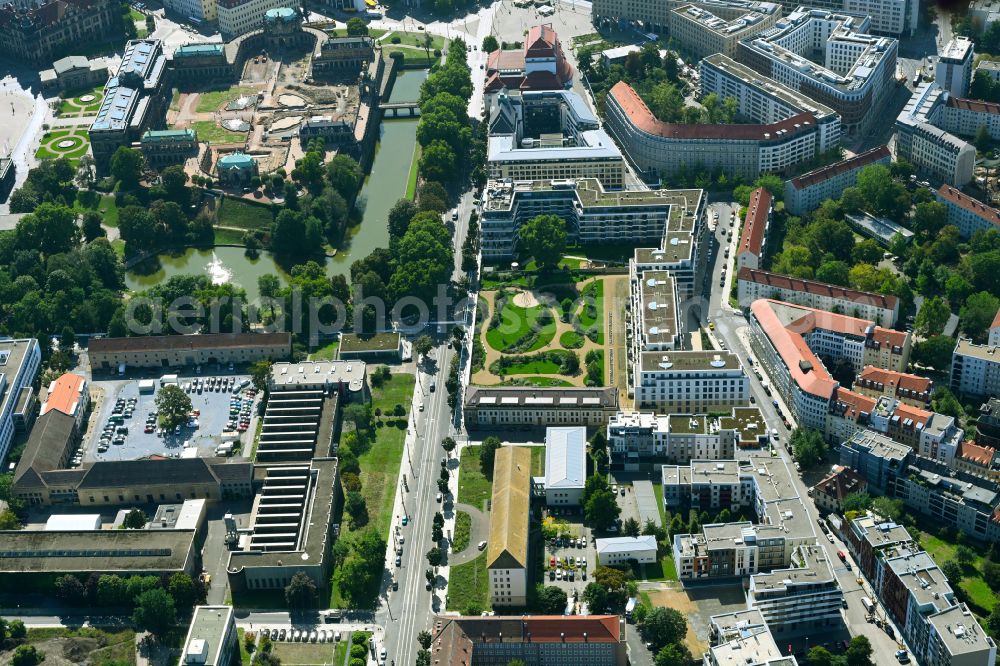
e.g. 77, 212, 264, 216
494, 355, 563, 374
404, 140, 421, 200
271, 642, 338, 665
310, 340, 339, 360
189, 120, 248, 145
58, 84, 104, 114
382, 46, 438, 66
578, 279, 605, 343
195, 86, 256, 113
961, 577, 997, 613
486, 301, 555, 352
447, 552, 489, 612
355, 373, 414, 539
920, 531, 959, 565
212, 226, 245, 245
458, 446, 492, 512
559, 330, 583, 349
111, 239, 126, 258
498, 376, 573, 387
453, 511, 472, 553
385, 31, 445, 50
325, 27, 386, 39
219, 196, 274, 229
920, 529, 994, 614
75, 191, 119, 227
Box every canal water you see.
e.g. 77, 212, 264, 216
124, 69, 428, 300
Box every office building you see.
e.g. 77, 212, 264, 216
705, 609, 794, 666
605, 80, 824, 181
89, 39, 169, 174
596, 535, 658, 566
736, 188, 771, 271
838, 429, 913, 494
0, 338, 40, 465
430, 615, 627, 666
634, 350, 749, 412
853, 366, 932, 407
89, 332, 292, 372
487, 89, 625, 189
700, 53, 842, 151
140, 129, 199, 169
896, 83, 977, 186
951, 338, 1000, 398
783, 145, 891, 215
464, 386, 619, 430
41, 373, 89, 430
810, 464, 866, 513
180, 606, 238, 666
543, 426, 586, 506
937, 37, 974, 98
484, 24, 573, 102
736, 8, 898, 136
936, 185, 1000, 240
39, 55, 109, 95
216, 0, 289, 39
0, 0, 120, 65
738, 268, 899, 325
669, 2, 780, 59
487, 446, 532, 607
747, 545, 843, 636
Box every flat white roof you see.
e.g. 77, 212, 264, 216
45, 514, 102, 531
544, 426, 587, 489
596, 535, 658, 554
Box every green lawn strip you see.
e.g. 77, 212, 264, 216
530, 446, 545, 476
498, 376, 573, 387
195, 86, 256, 113
386, 31, 445, 50
310, 340, 339, 360
447, 552, 489, 612
326, 27, 386, 39
189, 120, 248, 145
639, 556, 678, 582
272, 642, 337, 665
453, 511, 472, 553
170, 89, 181, 111
382, 46, 437, 66
458, 446, 491, 511
237, 628, 253, 666
219, 196, 275, 229
332, 639, 349, 666
486, 300, 552, 352
578, 279, 604, 343
652, 483, 667, 525
404, 140, 421, 201
960, 577, 997, 614
491, 350, 576, 376
129, 7, 144, 21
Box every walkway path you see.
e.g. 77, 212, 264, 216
449, 502, 488, 566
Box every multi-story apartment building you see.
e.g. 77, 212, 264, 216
977, 397, 1000, 447
216, 0, 289, 38
488, 89, 625, 189
935, 184, 1000, 240
738, 268, 899, 325
668, 3, 780, 59
89, 333, 292, 372
607, 407, 768, 464
487, 446, 531, 607
605, 80, 824, 181
629, 269, 680, 360
543, 426, 586, 506
139, 129, 199, 169
841, 514, 917, 585
747, 545, 844, 637
735, 188, 771, 272
700, 53, 842, 151
629, 192, 706, 301
783, 145, 891, 215
0, 338, 40, 465
705, 609, 792, 666
0, 0, 121, 65
936, 36, 975, 98
953, 440, 1000, 482
634, 350, 749, 412
736, 8, 898, 136
810, 464, 866, 513
89, 39, 169, 174
939, 97, 1000, 142
951, 338, 1000, 398
896, 83, 977, 186
853, 366, 932, 407
464, 386, 619, 430
839, 428, 913, 494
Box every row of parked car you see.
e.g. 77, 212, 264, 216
261, 627, 344, 643
97, 396, 139, 452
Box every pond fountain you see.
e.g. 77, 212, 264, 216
79, 94, 96, 103
56, 139, 77, 149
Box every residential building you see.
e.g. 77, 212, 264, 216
180, 606, 238, 666
738, 268, 899, 325
634, 350, 749, 412
783, 145, 891, 215
483, 24, 573, 102
89, 39, 169, 174
0, 339, 40, 465
629, 269, 680, 360
595, 535, 658, 566
216, 0, 289, 39
736, 8, 898, 136
841, 513, 916, 585
838, 429, 913, 494
39, 55, 109, 95
953, 440, 1000, 482
169, 44, 233, 83
605, 80, 824, 181
853, 366, 932, 407
939, 97, 1000, 142
89, 332, 292, 372
41, 373, 89, 430
464, 386, 619, 430
592, 0, 776, 36
227, 457, 340, 592
700, 53, 842, 151
977, 397, 1000, 447
164, 0, 216, 22
736, 188, 771, 271
481, 177, 702, 263
487, 446, 531, 607
951, 338, 1000, 398
705, 609, 794, 666
747, 545, 843, 636
0, 0, 120, 65
429, 615, 627, 666
606, 406, 767, 464
977, 59, 1000, 82
926, 604, 997, 666
140, 129, 199, 169
992, 311, 1000, 347
896, 83, 977, 186
810, 464, 866, 513
935, 185, 1000, 240
669, 2, 780, 59
936, 37, 974, 98
543, 426, 586, 506
487, 89, 625, 189
629, 189, 706, 301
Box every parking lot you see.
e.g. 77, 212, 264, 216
83, 371, 257, 463
542, 508, 596, 606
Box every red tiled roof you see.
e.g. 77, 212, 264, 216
739, 188, 771, 258
789, 145, 891, 190
856, 366, 932, 396
937, 184, 1000, 228
487, 49, 526, 72
958, 440, 997, 467
750, 299, 838, 400
525, 23, 558, 57
831, 387, 877, 422
947, 96, 1000, 114
41, 373, 85, 418
814, 464, 867, 501
990, 306, 1000, 331
608, 81, 817, 141
738, 267, 898, 310
892, 400, 932, 428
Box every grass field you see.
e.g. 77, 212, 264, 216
920, 530, 997, 614
219, 196, 274, 229
58, 84, 104, 115
35, 129, 90, 161
189, 120, 248, 145
311, 340, 339, 360
74, 190, 119, 227
486, 300, 555, 352
640, 556, 678, 582
25, 627, 136, 666
332, 639, 348, 666
385, 31, 445, 50
405, 141, 421, 201
578, 279, 604, 343
213, 227, 246, 245
271, 642, 339, 665
324, 26, 387, 39
531, 446, 545, 476
447, 552, 489, 613
458, 446, 492, 512
195, 86, 256, 113
453, 511, 471, 553
492, 350, 576, 375
559, 330, 584, 348
382, 46, 438, 66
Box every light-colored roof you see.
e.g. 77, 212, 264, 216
544, 427, 586, 489
487, 446, 532, 570
596, 535, 657, 555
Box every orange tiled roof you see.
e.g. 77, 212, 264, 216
959, 440, 997, 467
856, 366, 931, 395
750, 300, 838, 400
41, 373, 85, 418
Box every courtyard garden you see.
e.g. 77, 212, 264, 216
35, 129, 90, 164
57, 85, 104, 117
